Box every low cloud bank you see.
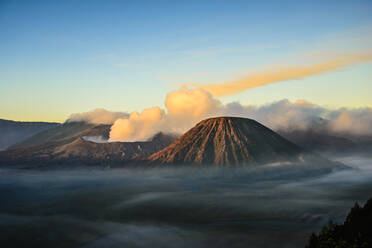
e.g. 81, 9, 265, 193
110, 90, 372, 141
67, 87, 372, 142
223, 99, 372, 137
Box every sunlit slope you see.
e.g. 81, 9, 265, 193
148, 117, 314, 166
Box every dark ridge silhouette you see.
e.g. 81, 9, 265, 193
0, 119, 59, 151
278, 129, 356, 152
306, 198, 372, 248
147, 117, 304, 166
8, 121, 109, 150
0, 120, 177, 167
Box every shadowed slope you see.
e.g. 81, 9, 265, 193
0, 120, 177, 167
147, 117, 303, 166
8, 122, 109, 150
0, 119, 59, 151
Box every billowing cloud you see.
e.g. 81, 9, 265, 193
67, 90, 372, 142
109, 88, 222, 141
191, 53, 372, 97
328, 108, 372, 136
67, 108, 129, 125
110, 107, 166, 142
165, 87, 220, 119
67, 89, 372, 142
164, 87, 222, 133
222, 99, 326, 131
222, 99, 372, 136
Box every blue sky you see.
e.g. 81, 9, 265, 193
0, 0, 371, 122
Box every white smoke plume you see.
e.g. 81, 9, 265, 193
82, 135, 108, 143
67, 108, 129, 125
109, 88, 221, 141
110, 107, 166, 142
164, 87, 221, 133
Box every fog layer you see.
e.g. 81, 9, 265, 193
1, 155, 372, 248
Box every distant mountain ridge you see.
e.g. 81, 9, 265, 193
278, 129, 357, 153
0, 121, 177, 167
8, 121, 110, 150
275, 116, 372, 154
0, 119, 59, 151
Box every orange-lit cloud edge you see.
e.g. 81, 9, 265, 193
188, 52, 372, 97
65, 52, 372, 142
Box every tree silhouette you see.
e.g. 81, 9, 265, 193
306, 198, 372, 248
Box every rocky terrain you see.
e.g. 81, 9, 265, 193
147, 117, 305, 166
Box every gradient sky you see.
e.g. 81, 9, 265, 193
1, 0, 372, 122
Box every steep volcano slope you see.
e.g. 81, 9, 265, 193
147, 117, 304, 166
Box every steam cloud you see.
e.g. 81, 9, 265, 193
67, 108, 129, 125
109, 87, 222, 141
110, 107, 166, 142
67, 88, 372, 142
108, 89, 372, 141
223, 100, 372, 136
191, 53, 372, 97
165, 86, 220, 119
66, 52, 372, 141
